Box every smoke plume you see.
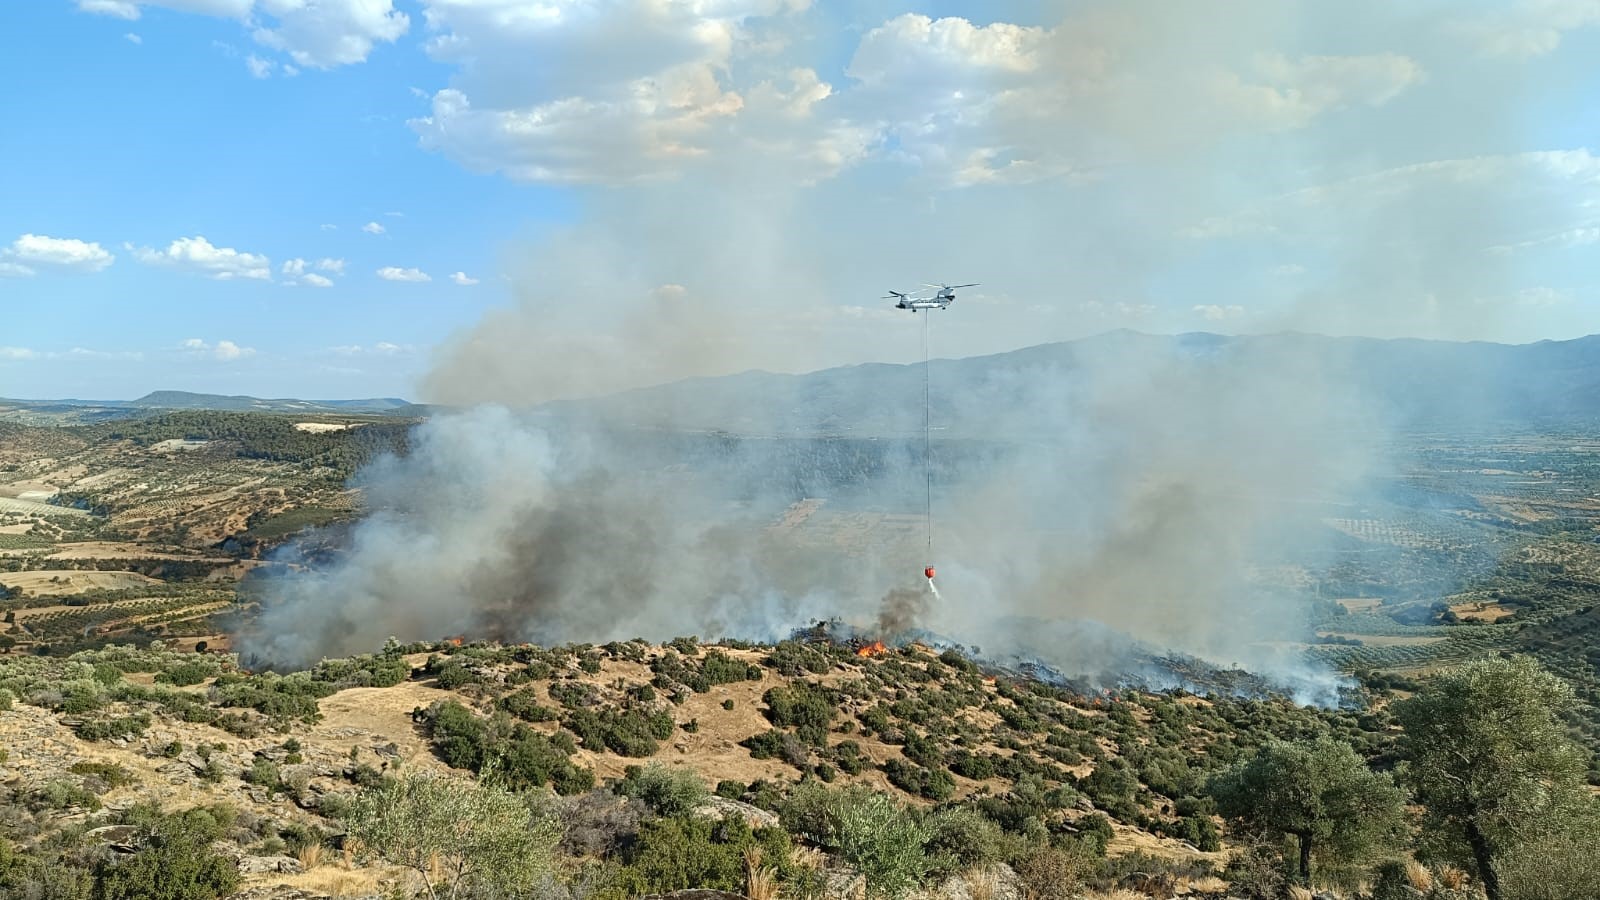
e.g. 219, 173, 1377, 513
240, 0, 1583, 703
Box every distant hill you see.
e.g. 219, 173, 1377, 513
542, 330, 1600, 436
0, 391, 422, 419
129, 390, 415, 413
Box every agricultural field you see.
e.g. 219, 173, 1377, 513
0, 412, 412, 657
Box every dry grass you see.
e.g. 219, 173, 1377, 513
1405, 859, 1435, 892
1287, 887, 1315, 900
1182, 874, 1229, 894
296, 843, 324, 870
744, 846, 780, 900
1079, 891, 1145, 900
274, 866, 388, 897
1436, 865, 1467, 890
962, 868, 999, 900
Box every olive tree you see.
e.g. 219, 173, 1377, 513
347, 770, 559, 900
1210, 737, 1405, 885
1393, 655, 1594, 900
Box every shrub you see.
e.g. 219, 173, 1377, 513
1011, 844, 1094, 900
617, 764, 709, 817
884, 758, 955, 801
763, 681, 837, 744
156, 660, 216, 687
924, 806, 1004, 877
346, 771, 560, 900
92, 809, 242, 900
715, 780, 747, 801
498, 689, 558, 722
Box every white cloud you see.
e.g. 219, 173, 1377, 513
0, 262, 35, 278
3, 234, 115, 272
77, 1, 405, 67
320, 223, 338, 231
125, 32, 143, 44
183, 337, 256, 360
246, 54, 274, 78
377, 266, 430, 282
362, 221, 386, 235
133, 235, 271, 280
1193, 304, 1247, 321
330, 342, 412, 355
409, 0, 851, 184
282, 257, 339, 287
251, 0, 408, 69
0, 345, 142, 362
1453, 0, 1600, 59
1210, 53, 1425, 130
450, 271, 479, 286
76, 0, 140, 18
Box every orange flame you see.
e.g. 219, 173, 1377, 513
444, 635, 465, 647
855, 640, 888, 658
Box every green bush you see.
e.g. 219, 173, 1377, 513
497, 688, 557, 722
617, 764, 709, 817
92, 809, 241, 900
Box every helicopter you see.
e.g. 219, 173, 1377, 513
884, 282, 978, 311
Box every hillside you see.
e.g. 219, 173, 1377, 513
0, 635, 1375, 899
543, 330, 1600, 436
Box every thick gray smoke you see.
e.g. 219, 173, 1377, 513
240, 1, 1572, 703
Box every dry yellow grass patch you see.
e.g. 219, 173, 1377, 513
270, 865, 390, 897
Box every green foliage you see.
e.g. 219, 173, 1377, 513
1210, 737, 1406, 884
346, 770, 560, 900
423, 700, 592, 793
562, 705, 674, 757
92, 807, 241, 900
1394, 655, 1597, 900
497, 687, 557, 722
762, 680, 837, 744
780, 783, 936, 898
69, 761, 136, 790
884, 758, 956, 801
616, 764, 709, 817
155, 659, 218, 687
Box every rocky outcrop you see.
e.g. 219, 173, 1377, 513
692, 796, 781, 830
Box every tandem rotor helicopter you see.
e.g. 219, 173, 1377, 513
884, 282, 978, 312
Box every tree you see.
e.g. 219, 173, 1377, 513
1209, 737, 1405, 885
1393, 655, 1594, 900
346, 770, 559, 900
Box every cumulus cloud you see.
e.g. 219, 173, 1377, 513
246, 54, 273, 78
377, 266, 430, 282
125, 32, 142, 44
361, 221, 386, 235
316, 257, 345, 274
133, 235, 270, 280
450, 271, 479, 285
301, 273, 333, 288
3, 233, 115, 273
183, 337, 255, 360
77, 0, 406, 68
0, 262, 34, 278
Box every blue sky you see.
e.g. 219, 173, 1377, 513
5, 1, 1600, 401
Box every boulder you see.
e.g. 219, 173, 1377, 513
693, 796, 781, 830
